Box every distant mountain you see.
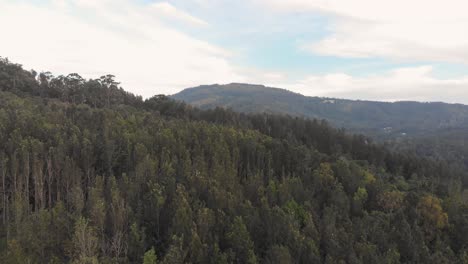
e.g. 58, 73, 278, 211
172, 83, 468, 138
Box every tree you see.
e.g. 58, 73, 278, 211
352, 187, 368, 215
417, 195, 448, 241
108, 176, 128, 260
378, 190, 404, 213
226, 217, 257, 264
264, 245, 293, 264
0, 152, 7, 225
143, 247, 158, 264
70, 217, 99, 264
162, 236, 186, 264
3, 239, 31, 264
169, 185, 192, 241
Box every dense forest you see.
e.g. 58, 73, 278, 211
1, 57, 468, 263
173, 83, 468, 138
175, 83, 468, 189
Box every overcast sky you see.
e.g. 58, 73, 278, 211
1, 0, 468, 103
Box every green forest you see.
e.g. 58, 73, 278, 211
172, 83, 468, 139
1, 57, 468, 263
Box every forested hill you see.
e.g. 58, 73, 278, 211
172, 83, 468, 138
1, 57, 468, 263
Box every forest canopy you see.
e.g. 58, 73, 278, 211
1, 57, 468, 263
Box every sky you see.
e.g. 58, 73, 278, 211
1, 0, 468, 103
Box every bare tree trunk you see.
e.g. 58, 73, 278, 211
33, 156, 38, 211
47, 151, 53, 208
10, 152, 17, 196
54, 154, 61, 202
23, 150, 30, 209
33, 155, 45, 210
6, 193, 9, 241
1, 153, 6, 225
56, 166, 61, 202
107, 89, 110, 107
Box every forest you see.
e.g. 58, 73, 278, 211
173, 83, 468, 139
1, 57, 468, 263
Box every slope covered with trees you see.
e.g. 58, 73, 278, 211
1, 58, 468, 263
174, 83, 468, 188
172, 83, 468, 138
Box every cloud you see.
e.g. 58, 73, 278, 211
2, 0, 468, 104
261, 0, 468, 64
231, 64, 468, 104
269, 66, 468, 104
0, 0, 242, 97
150, 2, 209, 27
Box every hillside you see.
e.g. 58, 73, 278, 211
173, 83, 468, 138
1, 58, 468, 263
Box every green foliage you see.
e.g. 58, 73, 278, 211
378, 191, 405, 212
70, 217, 99, 263
143, 247, 158, 264
283, 199, 308, 227
418, 195, 449, 241
172, 83, 468, 139
226, 217, 257, 264
162, 236, 186, 264
354, 187, 368, 202
3, 239, 31, 264
0, 58, 467, 263
264, 245, 293, 264
316, 163, 336, 186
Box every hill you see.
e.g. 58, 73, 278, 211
1, 58, 468, 263
173, 83, 468, 138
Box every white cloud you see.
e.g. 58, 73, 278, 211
270, 66, 468, 104
2, 0, 468, 104
262, 0, 468, 64
150, 2, 209, 27
0, 0, 242, 97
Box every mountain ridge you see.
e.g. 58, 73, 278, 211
179, 82, 467, 105
172, 83, 468, 138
